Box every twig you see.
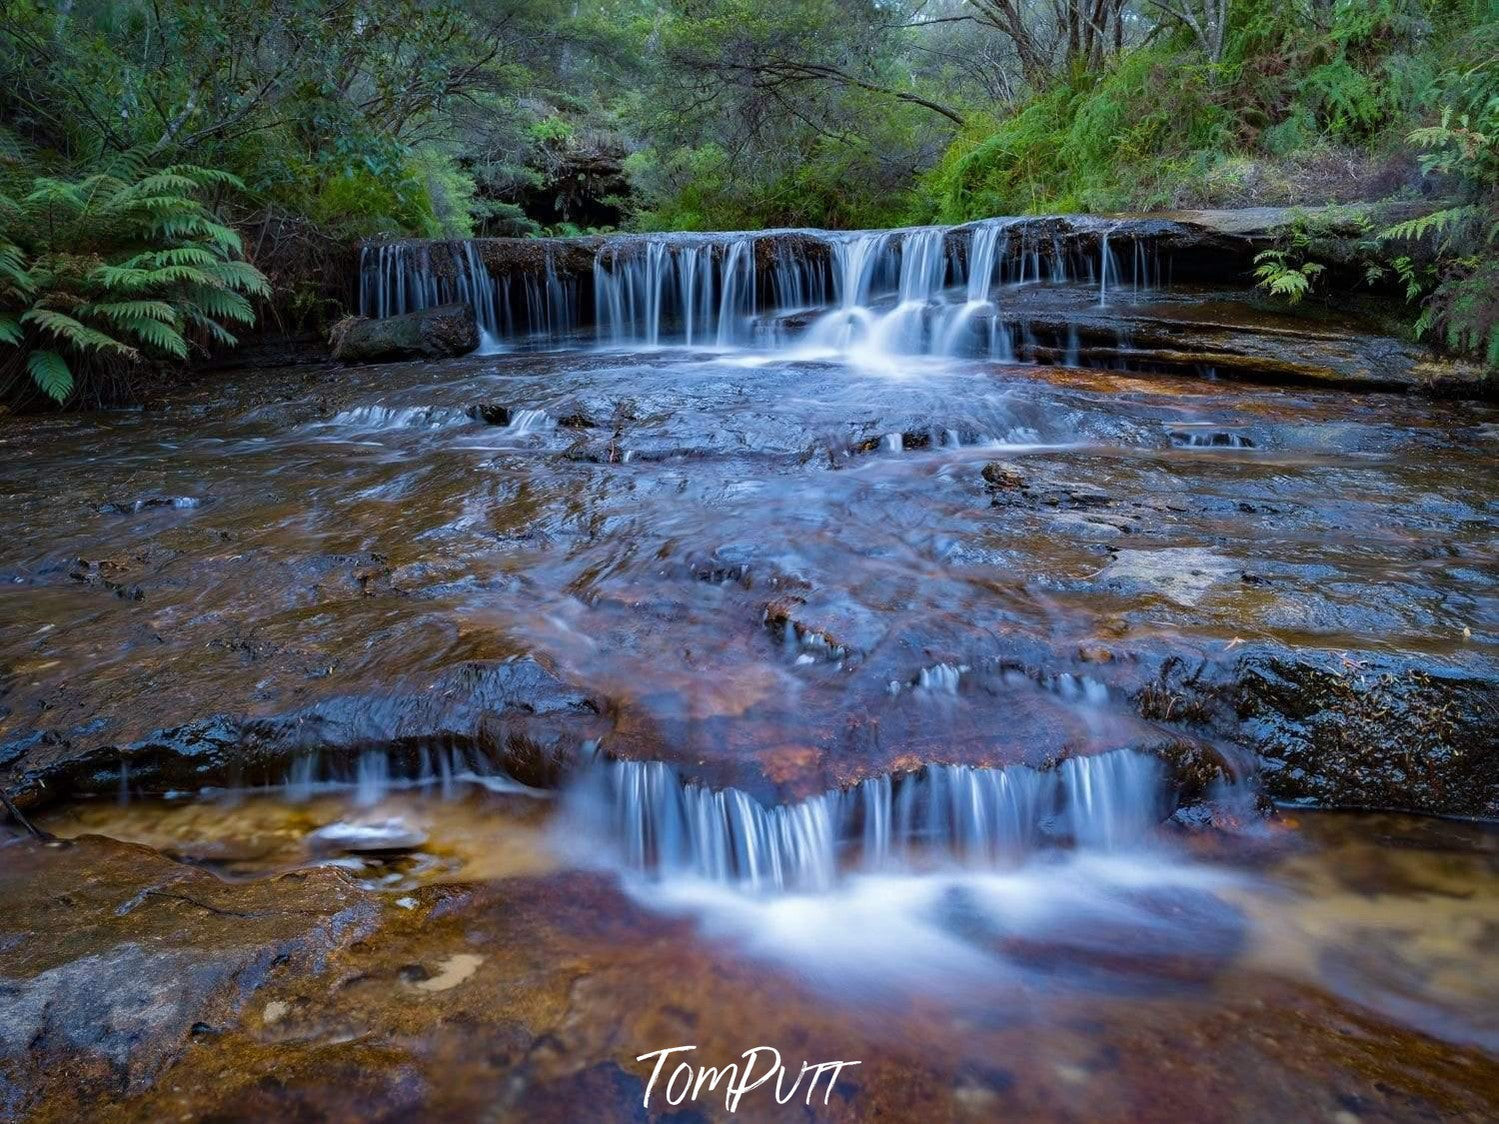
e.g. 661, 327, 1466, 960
0, 786, 45, 839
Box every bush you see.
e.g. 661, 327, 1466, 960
919, 45, 1229, 220
0, 155, 269, 405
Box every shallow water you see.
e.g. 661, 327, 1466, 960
31, 784, 1499, 1117
2, 236, 1497, 1117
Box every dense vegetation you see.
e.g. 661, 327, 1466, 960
1, 0, 1495, 402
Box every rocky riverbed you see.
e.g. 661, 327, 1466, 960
1, 220, 1495, 1118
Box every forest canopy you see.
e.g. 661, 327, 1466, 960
1, 0, 1496, 396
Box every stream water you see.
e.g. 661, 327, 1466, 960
1, 220, 1496, 1119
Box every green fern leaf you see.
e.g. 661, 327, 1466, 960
1380, 206, 1480, 243
139, 264, 217, 286
200, 259, 270, 296
125, 173, 202, 197
0, 312, 21, 345
186, 286, 254, 323
21, 308, 135, 355
91, 264, 157, 291
187, 310, 239, 347
0, 244, 32, 294
26, 349, 73, 401
164, 165, 247, 191
135, 246, 221, 269
88, 300, 179, 324
116, 315, 188, 357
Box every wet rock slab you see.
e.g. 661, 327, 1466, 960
1, 812, 1497, 1121
0, 834, 380, 1109
0, 343, 1495, 816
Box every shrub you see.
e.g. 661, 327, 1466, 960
0, 155, 268, 405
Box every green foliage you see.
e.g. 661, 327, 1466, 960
918, 46, 1234, 219
1375, 31, 1499, 366
918, 0, 1485, 222
623, 0, 950, 230
0, 158, 268, 404
1254, 248, 1326, 303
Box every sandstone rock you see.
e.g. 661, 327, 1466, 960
330, 304, 478, 363
982, 461, 1027, 493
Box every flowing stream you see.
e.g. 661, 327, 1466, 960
2, 216, 1496, 1119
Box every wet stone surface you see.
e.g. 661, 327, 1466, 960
0, 313, 1496, 1118
0, 794, 1495, 1121
0, 344, 1494, 811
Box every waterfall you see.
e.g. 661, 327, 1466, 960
564, 748, 1169, 893
360, 241, 574, 348
357, 218, 1159, 363
592, 234, 763, 348
964, 222, 1002, 303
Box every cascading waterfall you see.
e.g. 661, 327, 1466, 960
358, 218, 1159, 365
592, 235, 763, 347
359, 241, 576, 350
563, 748, 1168, 893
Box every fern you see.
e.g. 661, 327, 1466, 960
0, 157, 267, 403
25, 349, 72, 400
87, 300, 179, 323
1381, 204, 1482, 243
1254, 248, 1325, 305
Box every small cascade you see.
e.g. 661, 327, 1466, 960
592, 234, 768, 348
282, 744, 535, 802
1100, 227, 1120, 305
938, 221, 1006, 356
360, 241, 578, 349
504, 408, 552, 435
1169, 429, 1255, 448
915, 662, 966, 695
324, 404, 475, 430
356, 218, 1163, 363
564, 748, 1170, 893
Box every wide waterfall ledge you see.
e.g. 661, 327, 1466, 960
357, 217, 1173, 362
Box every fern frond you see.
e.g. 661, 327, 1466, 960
0, 243, 33, 294
0, 312, 21, 345
22, 178, 85, 214
21, 308, 135, 355
187, 309, 239, 347
200, 258, 270, 296
145, 246, 221, 268
135, 264, 218, 286
1380, 205, 1481, 242
90, 264, 158, 291
185, 286, 255, 323
87, 300, 180, 324
1407, 125, 1458, 149
164, 165, 248, 191
26, 349, 73, 401
123, 173, 201, 198
114, 315, 187, 357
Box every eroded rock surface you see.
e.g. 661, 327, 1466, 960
1, 349, 1493, 816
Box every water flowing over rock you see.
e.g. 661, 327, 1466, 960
355, 212, 1468, 388
1, 199, 1496, 1122
564, 748, 1170, 892
359, 217, 1166, 362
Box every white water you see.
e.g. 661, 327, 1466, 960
561, 748, 1168, 894
359, 217, 1156, 368
550, 747, 1251, 997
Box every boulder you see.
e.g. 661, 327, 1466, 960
330, 304, 478, 363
